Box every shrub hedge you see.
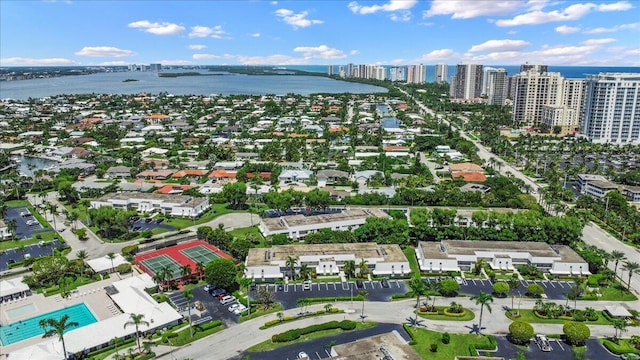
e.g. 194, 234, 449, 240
271, 320, 356, 343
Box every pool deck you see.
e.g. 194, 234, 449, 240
1, 274, 127, 352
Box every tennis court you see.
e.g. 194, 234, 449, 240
139, 254, 182, 279
180, 245, 222, 265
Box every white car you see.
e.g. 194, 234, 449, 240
228, 303, 241, 312
455, 276, 464, 285
298, 352, 309, 359
232, 304, 247, 315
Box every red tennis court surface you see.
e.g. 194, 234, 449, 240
134, 240, 232, 278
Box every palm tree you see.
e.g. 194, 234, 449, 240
195, 261, 206, 281
123, 313, 150, 354
471, 291, 493, 335
622, 261, 640, 291
358, 258, 369, 278
407, 276, 427, 328
611, 250, 627, 279
285, 256, 297, 281
181, 264, 192, 282
612, 318, 627, 340
39, 314, 79, 360
46, 202, 59, 231
299, 264, 310, 280
67, 211, 79, 231
107, 252, 116, 273
76, 250, 88, 279
7, 219, 17, 241
343, 260, 356, 280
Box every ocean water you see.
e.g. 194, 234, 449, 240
288, 65, 640, 82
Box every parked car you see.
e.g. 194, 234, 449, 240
229, 304, 247, 315
203, 284, 214, 292
228, 303, 242, 312
302, 280, 312, 291
356, 280, 364, 289
210, 288, 226, 297
145, 218, 153, 223
220, 295, 236, 305
216, 293, 230, 300
298, 352, 310, 359
380, 279, 390, 288
155, 218, 164, 224
455, 276, 464, 285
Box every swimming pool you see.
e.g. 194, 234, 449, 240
0, 303, 97, 345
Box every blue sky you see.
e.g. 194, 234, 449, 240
1, 0, 638, 67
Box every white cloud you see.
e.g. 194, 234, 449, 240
157, 60, 193, 65
348, 0, 417, 15
275, 8, 323, 29
468, 39, 530, 52
423, 0, 524, 19
349, 50, 360, 56
193, 54, 221, 60
75, 46, 133, 57
598, 1, 633, 11
555, 25, 581, 34
389, 11, 412, 22
97, 61, 130, 66
128, 20, 185, 35
293, 45, 347, 60
187, 45, 207, 50
496, 1, 633, 27
189, 25, 228, 39
582, 38, 617, 45
236, 54, 309, 65
250, 33, 261, 38
418, 49, 460, 62
583, 22, 639, 34
0, 57, 77, 66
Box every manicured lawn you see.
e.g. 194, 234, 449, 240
404, 325, 495, 359
6, 200, 30, 207
598, 285, 638, 301
403, 247, 420, 275
600, 338, 640, 355
247, 322, 376, 352
505, 309, 613, 325
164, 203, 242, 229
228, 226, 265, 246
0, 231, 60, 251
240, 302, 283, 323
417, 306, 476, 321
26, 206, 51, 228
167, 321, 225, 346
313, 276, 343, 283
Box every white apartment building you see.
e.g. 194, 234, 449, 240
434, 63, 448, 84
91, 192, 210, 217
416, 240, 590, 275
542, 79, 586, 134
259, 208, 390, 239
245, 242, 410, 280
512, 71, 565, 127
581, 73, 640, 144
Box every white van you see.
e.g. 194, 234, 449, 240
220, 295, 236, 305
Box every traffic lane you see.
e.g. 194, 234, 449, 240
490, 336, 574, 360
0, 240, 62, 272
584, 338, 619, 360
269, 280, 408, 310
129, 218, 176, 232
238, 323, 410, 360
5, 206, 51, 240
190, 286, 241, 327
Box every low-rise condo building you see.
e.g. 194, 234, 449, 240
91, 192, 210, 217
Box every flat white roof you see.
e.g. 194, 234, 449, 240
0, 277, 30, 298
86, 253, 129, 273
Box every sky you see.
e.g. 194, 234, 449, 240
1, 0, 639, 67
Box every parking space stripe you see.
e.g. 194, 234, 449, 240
549, 282, 556, 288
542, 282, 547, 287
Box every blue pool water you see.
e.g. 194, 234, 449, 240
0, 303, 97, 345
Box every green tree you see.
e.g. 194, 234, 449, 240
223, 181, 248, 209
471, 291, 493, 335
75, 250, 88, 278
123, 313, 150, 354
438, 279, 460, 297
343, 260, 356, 280
205, 258, 238, 291
563, 322, 590, 346
408, 275, 427, 328
526, 283, 544, 297
358, 258, 369, 278
622, 261, 640, 291
611, 250, 627, 278
285, 256, 297, 280
39, 314, 79, 360
492, 282, 510, 298
184, 289, 194, 338
508, 321, 534, 345
299, 264, 311, 280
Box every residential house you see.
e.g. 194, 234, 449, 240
278, 169, 312, 184
136, 169, 175, 180
105, 166, 132, 179
208, 169, 237, 183
316, 169, 349, 187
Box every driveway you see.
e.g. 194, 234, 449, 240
235, 323, 410, 360
265, 279, 407, 310
189, 285, 242, 328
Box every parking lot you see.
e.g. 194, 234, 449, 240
188, 285, 243, 327
0, 240, 63, 272
236, 323, 410, 360
4, 206, 53, 240
128, 217, 176, 232
489, 336, 617, 360
424, 277, 575, 300
261, 279, 408, 310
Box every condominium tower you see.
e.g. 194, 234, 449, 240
450, 64, 483, 99
485, 68, 509, 106
581, 73, 640, 144
435, 63, 447, 83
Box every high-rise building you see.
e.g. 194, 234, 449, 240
520, 63, 548, 73
512, 71, 565, 127
435, 63, 447, 83
581, 73, 640, 144
390, 66, 406, 82
451, 64, 483, 99
338, 65, 345, 78
481, 67, 497, 96
328, 65, 334, 76
486, 68, 508, 106
347, 63, 354, 77
406, 65, 416, 84
542, 79, 585, 134
374, 66, 386, 80
415, 64, 426, 84
149, 63, 162, 72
